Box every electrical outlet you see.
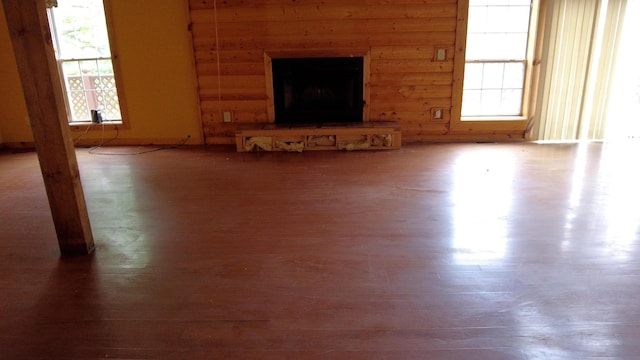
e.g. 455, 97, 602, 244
431, 107, 447, 122
222, 111, 233, 123
435, 48, 447, 61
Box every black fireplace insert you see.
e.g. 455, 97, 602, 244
272, 57, 364, 124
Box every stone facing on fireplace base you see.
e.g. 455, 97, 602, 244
235, 122, 401, 152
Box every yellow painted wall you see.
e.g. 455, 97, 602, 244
0, 0, 202, 146
0, 2, 32, 146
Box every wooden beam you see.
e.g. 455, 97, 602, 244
2, 0, 94, 256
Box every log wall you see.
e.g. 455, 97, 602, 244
188, 0, 514, 144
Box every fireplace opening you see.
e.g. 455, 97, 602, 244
272, 57, 364, 124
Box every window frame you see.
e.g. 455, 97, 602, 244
454, 0, 543, 125
461, 0, 540, 121
47, 0, 128, 129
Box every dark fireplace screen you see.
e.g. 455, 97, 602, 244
272, 57, 364, 124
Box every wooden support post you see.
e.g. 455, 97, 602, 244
2, 0, 94, 255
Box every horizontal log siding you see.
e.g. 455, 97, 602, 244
189, 0, 458, 143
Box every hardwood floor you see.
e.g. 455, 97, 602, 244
1, 142, 639, 359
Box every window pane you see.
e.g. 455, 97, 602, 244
60, 59, 121, 123
96, 59, 115, 76
482, 63, 505, 89
504, 6, 533, 33
467, 7, 488, 33
500, 89, 523, 115
501, 33, 529, 59
480, 90, 502, 114
462, 88, 523, 117
465, 33, 486, 60
464, 63, 484, 89
61, 61, 90, 122
463, 61, 526, 116
486, 7, 510, 34
467, 33, 528, 61
462, 90, 482, 115
79, 61, 98, 90
49, 0, 111, 59
466, 2, 532, 61
95, 60, 121, 121
503, 62, 525, 89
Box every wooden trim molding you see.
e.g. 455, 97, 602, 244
449, 0, 469, 133
102, 0, 130, 128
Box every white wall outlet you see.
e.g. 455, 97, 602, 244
435, 48, 447, 61
431, 108, 447, 122
222, 111, 232, 123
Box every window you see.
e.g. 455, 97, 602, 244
47, 0, 123, 124
462, 0, 538, 119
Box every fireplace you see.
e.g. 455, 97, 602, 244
272, 57, 364, 125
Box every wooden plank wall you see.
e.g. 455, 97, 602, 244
188, 0, 459, 144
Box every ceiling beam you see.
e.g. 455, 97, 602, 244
2, 0, 94, 256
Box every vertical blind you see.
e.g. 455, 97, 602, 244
531, 0, 627, 141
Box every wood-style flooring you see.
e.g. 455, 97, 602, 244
0, 142, 639, 359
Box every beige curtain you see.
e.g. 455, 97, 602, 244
530, 0, 627, 141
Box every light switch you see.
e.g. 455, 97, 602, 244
223, 111, 232, 123
436, 48, 446, 61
